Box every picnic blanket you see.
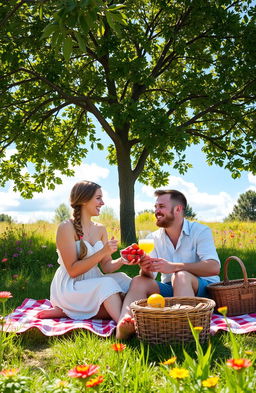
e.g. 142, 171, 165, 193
4, 298, 256, 337
4, 298, 116, 337
210, 313, 256, 335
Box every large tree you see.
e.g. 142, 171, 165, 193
1, 0, 256, 244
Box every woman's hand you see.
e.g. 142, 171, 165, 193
102, 236, 118, 255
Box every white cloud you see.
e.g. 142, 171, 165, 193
248, 173, 256, 185
1, 163, 110, 223
141, 176, 235, 222
247, 173, 256, 191
0, 185, 20, 209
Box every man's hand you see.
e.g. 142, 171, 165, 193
147, 258, 177, 274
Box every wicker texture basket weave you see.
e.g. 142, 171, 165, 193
130, 297, 215, 344
207, 256, 256, 316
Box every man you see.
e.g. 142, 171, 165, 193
116, 189, 220, 339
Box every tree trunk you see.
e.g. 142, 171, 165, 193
116, 147, 137, 245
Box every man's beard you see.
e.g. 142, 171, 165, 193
155, 208, 175, 228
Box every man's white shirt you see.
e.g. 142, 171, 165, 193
148, 219, 220, 284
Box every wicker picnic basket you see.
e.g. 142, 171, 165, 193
207, 256, 256, 316
130, 296, 215, 344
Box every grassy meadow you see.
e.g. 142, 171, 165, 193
0, 218, 256, 392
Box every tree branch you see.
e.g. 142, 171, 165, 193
132, 146, 149, 180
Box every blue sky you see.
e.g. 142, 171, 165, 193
1, 125, 256, 223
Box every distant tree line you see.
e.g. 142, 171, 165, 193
225, 190, 256, 222
2, 190, 256, 226
0, 213, 13, 223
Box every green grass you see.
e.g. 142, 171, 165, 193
0, 221, 256, 392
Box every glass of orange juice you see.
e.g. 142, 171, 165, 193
138, 231, 155, 254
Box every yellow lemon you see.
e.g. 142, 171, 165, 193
147, 294, 165, 308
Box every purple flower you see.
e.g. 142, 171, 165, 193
12, 253, 19, 258
47, 264, 54, 268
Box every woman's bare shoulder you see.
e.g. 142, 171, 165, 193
57, 219, 75, 235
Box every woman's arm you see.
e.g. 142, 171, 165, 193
99, 227, 124, 273
57, 221, 115, 278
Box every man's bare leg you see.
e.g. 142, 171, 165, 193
116, 275, 159, 339
172, 271, 199, 296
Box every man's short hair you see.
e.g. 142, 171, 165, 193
154, 189, 187, 209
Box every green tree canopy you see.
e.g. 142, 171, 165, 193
54, 203, 71, 223
1, 0, 256, 243
225, 190, 256, 221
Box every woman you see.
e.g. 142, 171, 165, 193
38, 180, 132, 325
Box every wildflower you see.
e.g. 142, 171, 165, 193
161, 356, 177, 365
217, 306, 228, 316
85, 375, 104, 388
0, 368, 19, 377
1, 258, 8, 262
12, 253, 19, 258
194, 326, 203, 332
112, 343, 126, 351
27, 250, 33, 254
47, 264, 54, 268
0, 291, 13, 301
202, 376, 219, 388
41, 245, 47, 248
230, 233, 235, 238
68, 364, 99, 379
56, 380, 69, 388
226, 358, 252, 370
169, 367, 189, 379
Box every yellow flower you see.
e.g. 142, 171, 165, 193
169, 367, 189, 379
217, 306, 228, 316
202, 376, 219, 388
244, 350, 253, 355
194, 326, 203, 332
161, 356, 177, 365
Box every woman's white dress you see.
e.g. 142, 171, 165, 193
50, 240, 131, 319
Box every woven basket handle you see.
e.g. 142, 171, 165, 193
223, 255, 249, 287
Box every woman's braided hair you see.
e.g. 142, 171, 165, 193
70, 180, 101, 259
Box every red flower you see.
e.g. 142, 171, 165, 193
1, 258, 8, 262
112, 343, 126, 352
0, 369, 18, 377
68, 364, 99, 379
226, 358, 252, 370
0, 291, 13, 300
85, 375, 104, 388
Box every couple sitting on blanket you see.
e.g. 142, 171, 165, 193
38, 180, 220, 340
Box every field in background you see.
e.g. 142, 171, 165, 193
0, 219, 256, 392
0, 218, 255, 310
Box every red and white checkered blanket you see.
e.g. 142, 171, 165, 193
210, 312, 256, 335
4, 298, 256, 337
4, 298, 116, 337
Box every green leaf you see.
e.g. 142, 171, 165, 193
40, 23, 57, 40
74, 31, 87, 52
63, 36, 73, 62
